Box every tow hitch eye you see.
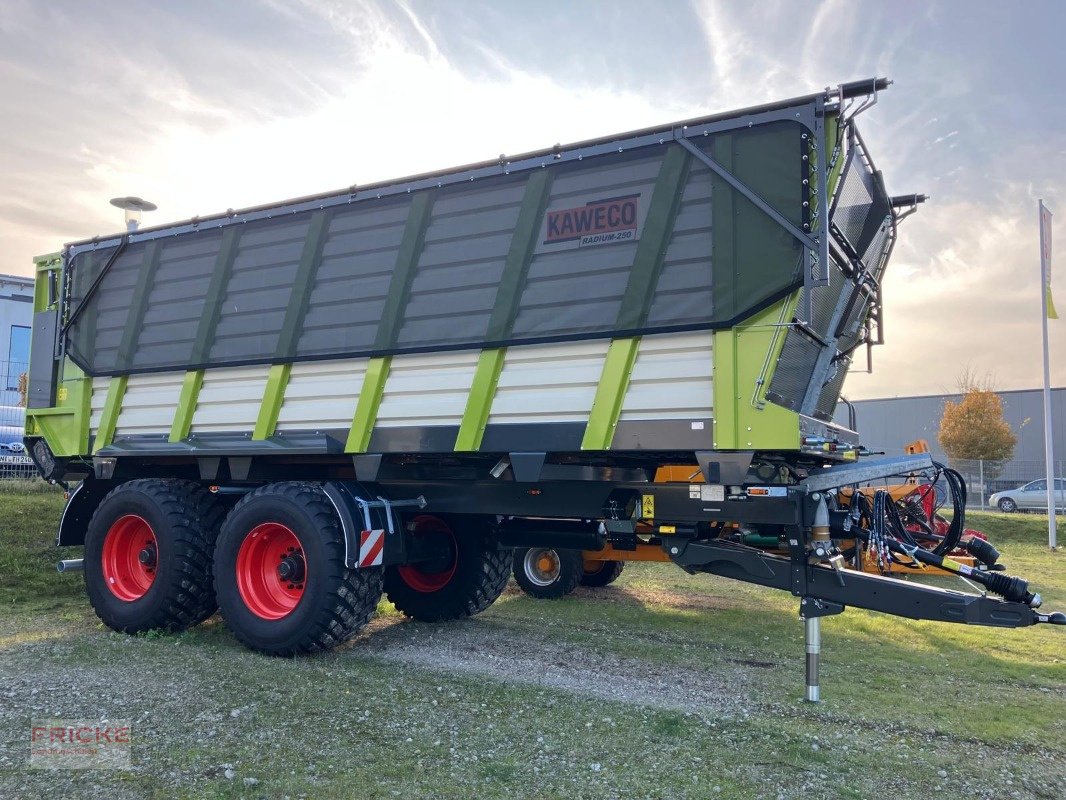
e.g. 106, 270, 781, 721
1036, 611, 1066, 625
138, 545, 157, 568
277, 553, 305, 584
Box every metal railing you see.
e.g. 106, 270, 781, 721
951, 459, 1066, 511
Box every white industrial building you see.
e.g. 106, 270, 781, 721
0, 273, 34, 426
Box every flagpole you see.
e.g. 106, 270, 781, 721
1040, 199, 1057, 550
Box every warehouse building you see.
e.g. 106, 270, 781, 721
837, 387, 1066, 499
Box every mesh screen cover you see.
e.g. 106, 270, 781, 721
65, 123, 808, 377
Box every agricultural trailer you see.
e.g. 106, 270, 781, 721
24, 77, 1062, 701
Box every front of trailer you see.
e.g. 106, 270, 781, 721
21, 78, 1062, 693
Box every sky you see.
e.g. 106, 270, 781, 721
0, 0, 1063, 400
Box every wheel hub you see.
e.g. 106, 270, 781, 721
396, 516, 457, 593
277, 552, 305, 584
101, 515, 158, 602
138, 545, 157, 568
523, 548, 561, 587
236, 523, 308, 620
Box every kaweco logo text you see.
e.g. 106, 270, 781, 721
544, 194, 639, 247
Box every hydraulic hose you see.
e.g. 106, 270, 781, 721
848, 526, 1041, 607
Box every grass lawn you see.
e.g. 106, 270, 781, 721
0, 481, 1063, 799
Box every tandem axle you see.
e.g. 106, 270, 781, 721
49, 451, 1063, 701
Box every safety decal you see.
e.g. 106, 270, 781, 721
359, 529, 385, 567
641, 494, 655, 519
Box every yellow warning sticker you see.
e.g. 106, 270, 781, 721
659, 525, 676, 534
641, 494, 655, 519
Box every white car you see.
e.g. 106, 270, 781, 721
989, 479, 1066, 513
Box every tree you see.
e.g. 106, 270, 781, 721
937, 371, 1016, 465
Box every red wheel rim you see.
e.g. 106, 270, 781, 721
101, 515, 158, 602
236, 522, 307, 620
396, 516, 457, 593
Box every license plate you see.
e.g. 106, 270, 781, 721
0, 455, 31, 464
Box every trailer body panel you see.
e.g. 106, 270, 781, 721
28, 97, 877, 462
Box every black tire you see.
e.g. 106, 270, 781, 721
998, 497, 1017, 513
84, 479, 224, 634
580, 559, 625, 587
512, 547, 584, 599
213, 482, 383, 656
384, 514, 509, 621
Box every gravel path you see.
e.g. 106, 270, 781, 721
358, 614, 756, 717
1, 585, 1063, 800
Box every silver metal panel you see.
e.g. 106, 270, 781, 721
375, 350, 479, 429
798, 454, 934, 493
189, 366, 269, 434
489, 340, 609, 425
113, 371, 186, 436
89, 376, 109, 432
276, 358, 368, 432
619, 332, 713, 421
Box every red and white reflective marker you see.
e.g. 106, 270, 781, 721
359, 529, 384, 567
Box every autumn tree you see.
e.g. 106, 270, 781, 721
937, 371, 1016, 465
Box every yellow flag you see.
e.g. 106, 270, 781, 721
1041, 201, 1056, 319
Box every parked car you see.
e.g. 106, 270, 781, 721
0, 405, 31, 470
989, 479, 1066, 513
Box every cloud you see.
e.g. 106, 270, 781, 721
1, 0, 1064, 401
0, 0, 696, 268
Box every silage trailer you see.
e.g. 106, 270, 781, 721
23, 77, 1062, 700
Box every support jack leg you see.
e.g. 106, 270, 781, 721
804, 615, 821, 702
799, 597, 843, 702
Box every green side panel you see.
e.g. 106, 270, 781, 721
25, 363, 92, 456
276, 211, 331, 359
33, 252, 61, 312
345, 357, 391, 453
116, 241, 162, 370
615, 146, 691, 329
374, 192, 435, 350
454, 348, 507, 451
191, 226, 241, 364
485, 168, 555, 341
581, 337, 641, 451
252, 363, 293, 440
710, 124, 807, 324
93, 376, 129, 453
712, 293, 802, 450
825, 112, 844, 202
169, 370, 204, 443
27, 252, 97, 456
